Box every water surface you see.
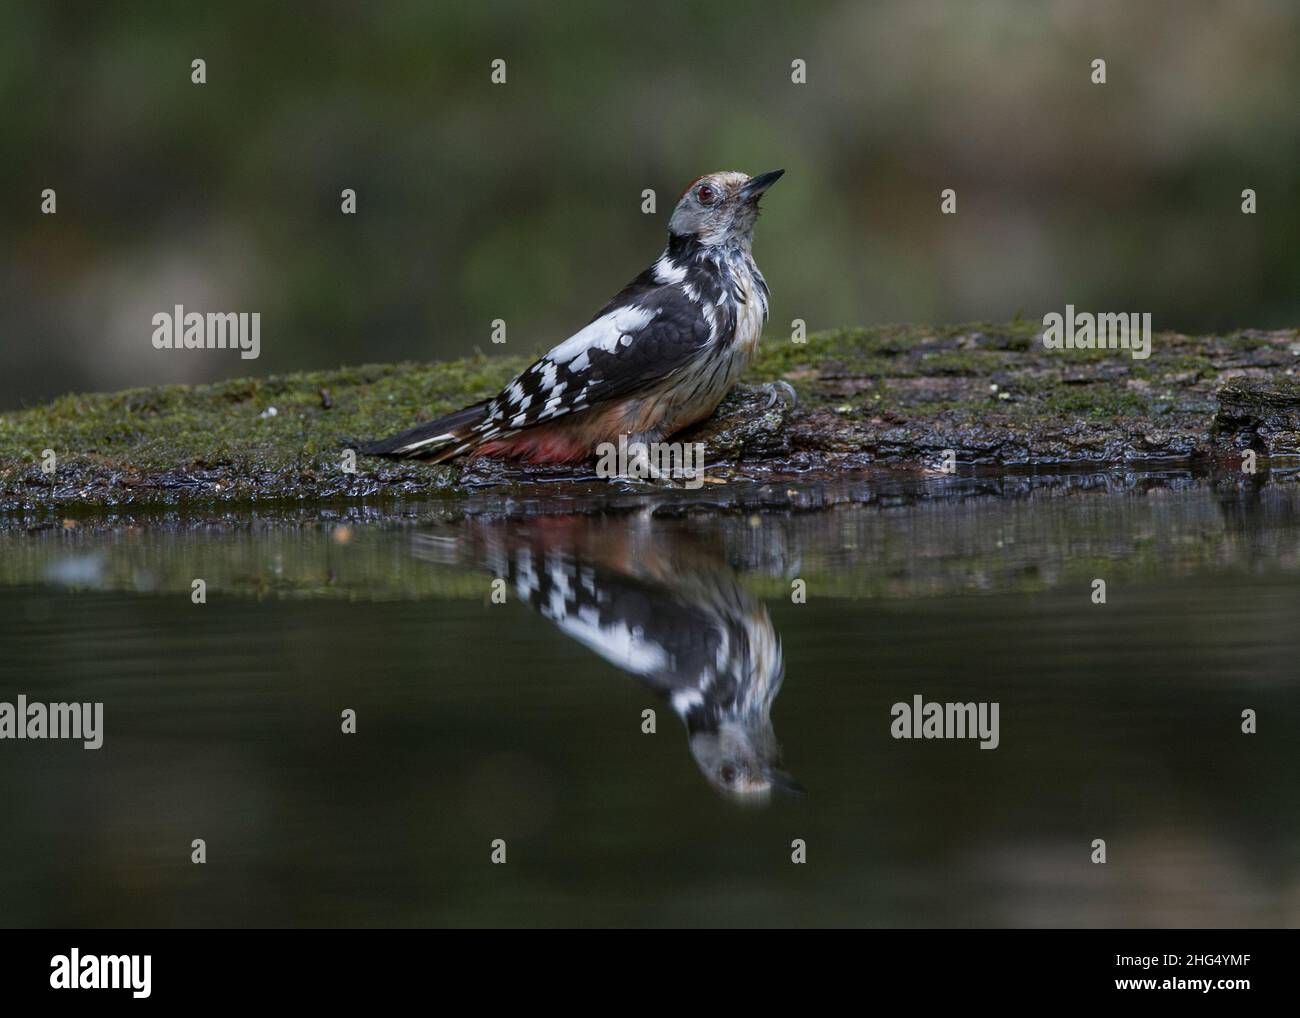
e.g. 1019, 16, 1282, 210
1, 470, 1297, 926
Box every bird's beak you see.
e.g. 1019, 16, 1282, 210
767, 767, 806, 795
741, 169, 785, 201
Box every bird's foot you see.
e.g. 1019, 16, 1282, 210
600, 466, 689, 489
763, 380, 798, 411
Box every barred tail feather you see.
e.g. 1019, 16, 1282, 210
360, 400, 491, 460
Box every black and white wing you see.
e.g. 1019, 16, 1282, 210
476, 270, 718, 437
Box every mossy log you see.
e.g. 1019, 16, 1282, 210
1, 321, 1296, 515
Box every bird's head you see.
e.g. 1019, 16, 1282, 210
689, 718, 803, 804
668, 169, 784, 248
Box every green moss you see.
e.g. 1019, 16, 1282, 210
0, 329, 867, 483
1, 321, 1295, 512
0, 356, 529, 476
1012, 384, 1148, 418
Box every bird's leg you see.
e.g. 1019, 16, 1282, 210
595, 431, 677, 488
607, 430, 706, 489
763, 380, 798, 411
632, 431, 686, 488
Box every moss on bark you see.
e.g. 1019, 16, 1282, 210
1, 320, 1296, 515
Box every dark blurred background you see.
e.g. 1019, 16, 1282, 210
2, 0, 1296, 410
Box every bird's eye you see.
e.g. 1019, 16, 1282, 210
719, 764, 737, 784
696, 184, 716, 205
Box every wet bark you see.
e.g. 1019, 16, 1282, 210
1, 322, 1296, 515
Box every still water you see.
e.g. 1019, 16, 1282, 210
1, 470, 1297, 927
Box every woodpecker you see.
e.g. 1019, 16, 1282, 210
362, 169, 785, 463
413, 517, 801, 800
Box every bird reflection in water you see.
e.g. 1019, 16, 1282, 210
415, 516, 800, 802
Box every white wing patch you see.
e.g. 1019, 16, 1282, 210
555, 614, 671, 676
548, 305, 658, 365
653, 255, 687, 284
671, 689, 705, 713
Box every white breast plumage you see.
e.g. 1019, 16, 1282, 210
732, 269, 766, 357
